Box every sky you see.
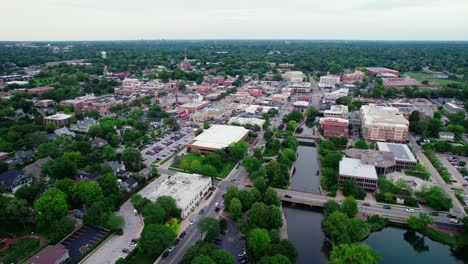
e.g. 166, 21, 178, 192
2, 0, 468, 41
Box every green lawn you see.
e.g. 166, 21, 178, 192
172, 153, 235, 178
33, 78, 55, 87
404, 72, 463, 86
99, 118, 126, 127
0, 238, 40, 264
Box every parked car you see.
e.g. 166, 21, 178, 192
189, 218, 197, 225
168, 246, 175, 252
162, 251, 169, 258
362, 202, 371, 206
284, 194, 292, 198
179, 231, 186, 238
238, 251, 246, 257
199, 209, 205, 215
429, 212, 439, 216
174, 238, 180, 245
122, 248, 130, 253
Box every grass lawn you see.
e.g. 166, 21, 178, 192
100, 118, 126, 127
0, 238, 40, 264
404, 72, 463, 86
172, 153, 235, 178
33, 77, 55, 87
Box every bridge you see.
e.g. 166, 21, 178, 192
275, 188, 334, 207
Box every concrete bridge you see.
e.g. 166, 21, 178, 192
275, 188, 334, 207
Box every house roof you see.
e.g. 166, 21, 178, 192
24, 244, 69, 264
0, 170, 30, 187
23, 157, 53, 177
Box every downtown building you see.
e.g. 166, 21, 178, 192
360, 104, 409, 142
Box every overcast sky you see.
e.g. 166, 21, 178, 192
2, 0, 468, 41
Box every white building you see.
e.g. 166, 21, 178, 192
229, 117, 265, 127
101, 51, 107, 59
323, 88, 349, 103
324, 105, 349, 119
376, 142, 417, 168
339, 157, 378, 191
145, 172, 212, 219
187, 125, 249, 153
319, 75, 341, 87
287, 82, 311, 93
283, 71, 304, 82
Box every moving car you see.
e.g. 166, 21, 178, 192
429, 212, 439, 216
362, 202, 371, 206
449, 218, 459, 223
284, 194, 292, 198
383, 205, 392, 210
405, 208, 415, 213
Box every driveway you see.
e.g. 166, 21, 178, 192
81, 201, 143, 264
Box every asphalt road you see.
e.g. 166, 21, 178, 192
408, 134, 466, 217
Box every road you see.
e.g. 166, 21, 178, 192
408, 134, 466, 217
159, 166, 249, 264
276, 188, 460, 226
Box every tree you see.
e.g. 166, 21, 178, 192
247, 202, 269, 228
71, 180, 104, 206
354, 140, 369, 149
238, 190, 255, 212
228, 141, 248, 161
197, 217, 220, 242
229, 198, 242, 220
253, 147, 263, 160
106, 215, 125, 231
192, 255, 216, 264
287, 120, 297, 132
122, 147, 144, 172
4, 198, 30, 228
267, 205, 283, 229
347, 218, 370, 242
269, 240, 297, 263
341, 196, 358, 217
324, 200, 341, 218
282, 148, 296, 163
139, 224, 176, 256
224, 186, 239, 211
34, 187, 68, 228
97, 172, 119, 196
211, 249, 235, 264
243, 157, 261, 174
323, 211, 348, 241
142, 203, 166, 224
329, 243, 381, 264
417, 186, 453, 211
258, 254, 292, 264
254, 177, 268, 193
156, 196, 180, 220
408, 213, 434, 231
263, 187, 281, 206
247, 228, 271, 260
427, 118, 442, 137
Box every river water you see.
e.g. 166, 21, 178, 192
290, 145, 320, 194
285, 142, 464, 264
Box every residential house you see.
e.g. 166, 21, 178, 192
0, 170, 32, 193
23, 157, 52, 179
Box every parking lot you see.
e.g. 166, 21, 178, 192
62, 225, 109, 263
438, 154, 467, 186
141, 127, 195, 166
216, 220, 247, 264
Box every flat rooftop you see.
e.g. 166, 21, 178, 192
339, 157, 378, 180
44, 113, 72, 120
145, 172, 211, 209
189, 125, 249, 150
376, 142, 417, 163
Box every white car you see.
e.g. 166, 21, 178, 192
189, 218, 197, 226
405, 208, 415, 213
449, 218, 459, 223
168, 246, 175, 252
128, 242, 137, 247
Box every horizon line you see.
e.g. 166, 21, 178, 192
2, 38, 468, 43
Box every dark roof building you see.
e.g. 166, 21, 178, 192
23, 157, 53, 178
0, 170, 32, 192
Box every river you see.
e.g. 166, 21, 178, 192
290, 145, 320, 194
285, 141, 464, 264
363, 227, 464, 264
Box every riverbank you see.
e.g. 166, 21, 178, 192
279, 206, 288, 239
